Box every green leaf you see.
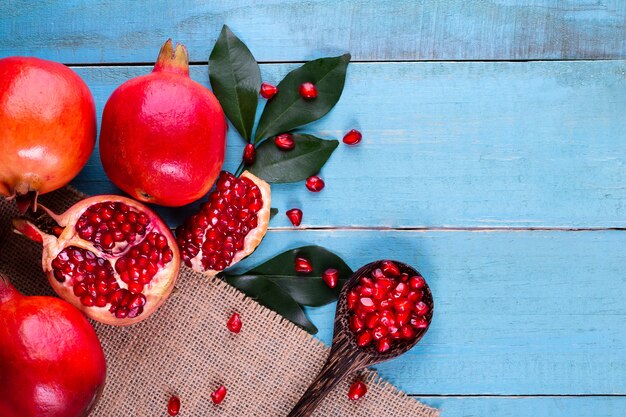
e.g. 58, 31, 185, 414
270, 208, 279, 220
254, 54, 350, 142
226, 245, 353, 307
225, 275, 318, 334
248, 134, 338, 183
209, 25, 261, 141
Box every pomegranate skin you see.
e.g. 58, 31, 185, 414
0, 276, 106, 417
0, 57, 96, 204
99, 40, 227, 207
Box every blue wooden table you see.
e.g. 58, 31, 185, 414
3, 1, 625, 415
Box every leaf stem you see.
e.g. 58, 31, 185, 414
234, 161, 245, 177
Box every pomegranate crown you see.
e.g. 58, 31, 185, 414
153, 39, 189, 76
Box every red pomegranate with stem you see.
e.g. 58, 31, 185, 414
13, 195, 180, 325
0, 57, 96, 211
99, 39, 227, 207
0, 275, 106, 417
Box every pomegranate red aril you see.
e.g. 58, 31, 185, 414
347, 290, 358, 309
415, 301, 430, 316
376, 337, 391, 353
168, 395, 181, 416
286, 208, 303, 227
295, 257, 313, 274
348, 381, 367, 401
299, 82, 318, 99
242, 143, 256, 165
381, 260, 400, 277
176, 171, 271, 277
227, 312, 242, 333
410, 275, 426, 290
407, 290, 423, 303
365, 312, 379, 329
359, 297, 376, 313
346, 260, 431, 352
356, 330, 372, 347
395, 310, 411, 327
400, 325, 415, 339
12, 195, 179, 326
260, 82, 278, 99
411, 316, 429, 329
322, 268, 339, 288
211, 385, 227, 405
350, 315, 364, 333
343, 129, 362, 145
372, 325, 388, 340
305, 175, 325, 192
274, 133, 295, 151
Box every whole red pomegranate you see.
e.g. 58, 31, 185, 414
99, 39, 227, 207
0, 57, 96, 211
0, 275, 106, 417
13, 195, 180, 325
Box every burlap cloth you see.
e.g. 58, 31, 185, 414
0, 187, 438, 417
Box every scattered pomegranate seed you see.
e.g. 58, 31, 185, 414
298, 82, 317, 99
295, 257, 313, 273
167, 395, 181, 416
348, 381, 367, 401
274, 133, 295, 151
242, 143, 255, 165
260, 82, 278, 99
211, 385, 227, 405
322, 268, 339, 288
305, 176, 325, 192
226, 312, 242, 333
346, 260, 430, 352
343, 129, 362, 145
286, 208, 303, 226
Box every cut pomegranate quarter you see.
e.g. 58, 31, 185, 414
12, 195, 180, 326
176, 171, 271, 277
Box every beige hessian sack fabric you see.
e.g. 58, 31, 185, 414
0, 188, 439, 417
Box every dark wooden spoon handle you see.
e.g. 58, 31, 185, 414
288, 336, 369, 417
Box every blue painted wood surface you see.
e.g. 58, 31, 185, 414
2, 0, 626, 62
3, 1, 625, 415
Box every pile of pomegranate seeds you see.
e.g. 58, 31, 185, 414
347, 261, 429, 353
167, 395, 181, 416
260, 82, 278, 99
343, 129, 362, 145
274, 133, 295, 150
177, 171, 264, 271
298, 82, 317, 99
348, 381, 367, 400
305, 175, 325, 192
286, 208, 303, 226
227, 312, 242, 333
211, 385, 227, 404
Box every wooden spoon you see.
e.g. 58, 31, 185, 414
287, 260, 434, 417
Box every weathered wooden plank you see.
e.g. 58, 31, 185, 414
68, 61, 626, 228
2, 0, 625, 63
414, 396, 626, 417
234, 229, 626, 395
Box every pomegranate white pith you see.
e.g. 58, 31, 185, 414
13, 195, 180, 326
177, 171, 271, 277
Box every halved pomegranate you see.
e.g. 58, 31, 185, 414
176, 171, 271, 276
13, 195, 180, 325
